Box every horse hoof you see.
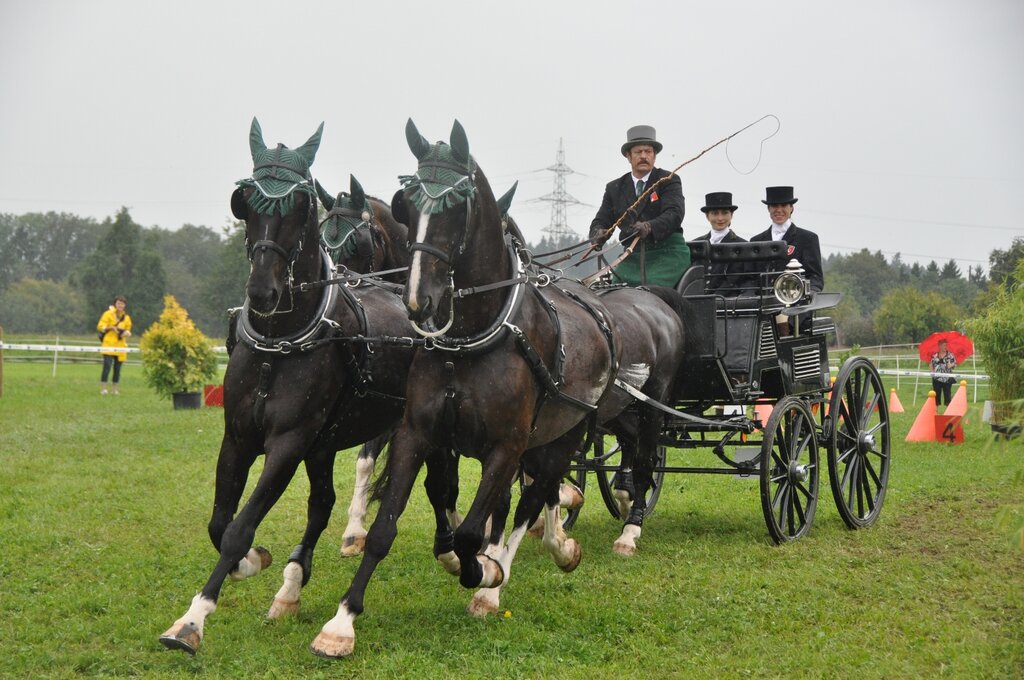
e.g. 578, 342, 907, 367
560, 539, 583, 572
478, 555, 505, 588
254, 545, 273, 570
310, 631, 354, 658
159, 623, 200, 656
340, 535, 366, 558
267, 598, 300, 619
612, 540, 636, 557
437, 551, 461, 576
560, 482, 585, 510
467, 592, 499, 618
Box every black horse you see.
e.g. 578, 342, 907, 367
315, 174, 411, 283
160, 119, 424, 656
308, 120, 686, 658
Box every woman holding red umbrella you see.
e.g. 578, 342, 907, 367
930, 339, 957, 405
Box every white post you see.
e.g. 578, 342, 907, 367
52, 334, 59, 377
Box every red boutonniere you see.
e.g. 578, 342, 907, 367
787, 245, 796, 256
650, 191, 659, 202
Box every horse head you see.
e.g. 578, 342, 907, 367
231, 117, 323, 316
315, 175, 382, 274
395, 119, 502, 336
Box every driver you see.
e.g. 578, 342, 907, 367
588, 125, 689, 287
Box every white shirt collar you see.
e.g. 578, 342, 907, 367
631, 171, 652, 185
770, 219, 792, 240
709, 228, 730, 244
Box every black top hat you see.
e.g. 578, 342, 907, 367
700, 191, 738, 213
762, 186, 798, 205
621, 125, 663, 156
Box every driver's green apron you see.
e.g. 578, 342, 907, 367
611, 231, 690, 288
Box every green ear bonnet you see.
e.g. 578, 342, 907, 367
236, 117, 324, 216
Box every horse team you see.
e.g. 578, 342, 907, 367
160, 118, 689, 659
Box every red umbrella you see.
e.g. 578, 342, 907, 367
918, 331, 974, 362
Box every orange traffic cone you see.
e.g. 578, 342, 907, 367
888, 388, 904, 413
906, 390, 938, 442
944, 380, 968, 417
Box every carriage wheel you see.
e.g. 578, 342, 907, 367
827, 356, 891, 529
594, 437, 666, 522
759, 396, 820, 544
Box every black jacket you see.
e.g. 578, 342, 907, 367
589, 168, 685, 243
750, 222, 824, 292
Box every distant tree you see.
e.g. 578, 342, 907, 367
823, 269, 875, 346
197, 223, 249, 338
825, 249, 897, 312
988, 236, 1024, 289
939, 259, 962, 280
0, 277, 87, 334
873, 286, 961, 344
75, 207, 167, 333
0, 212, 101, 291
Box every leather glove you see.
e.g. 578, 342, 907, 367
590, 231, 610, 247
629, 222, 652, 240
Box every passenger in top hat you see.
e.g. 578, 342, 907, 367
694, 192, 751, 294
750, 186, 824, 292
588, 125, 689, 287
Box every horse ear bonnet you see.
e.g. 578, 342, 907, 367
350, 175, 366, 211
236, 118, 323, 215
496, 181, 518, 218
450, 120, 470, 165
314, 179, 336, 212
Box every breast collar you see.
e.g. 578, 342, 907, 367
237, 248, 341, 354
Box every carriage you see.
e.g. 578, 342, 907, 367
561, 238, 891, 544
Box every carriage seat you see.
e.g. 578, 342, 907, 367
687, 239, 790, 265
675, 265, 706, 296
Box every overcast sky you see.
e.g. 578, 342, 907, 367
2, 0, 1022, 272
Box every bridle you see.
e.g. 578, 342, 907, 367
400, 158, 478, 338
319, 201, 383, 272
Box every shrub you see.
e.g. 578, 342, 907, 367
966, 260, 1024, 420
140, 295, 217, 398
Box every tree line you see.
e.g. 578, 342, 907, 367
0, 207, 1021, 347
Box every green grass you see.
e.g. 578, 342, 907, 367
0, 363, 1021, 678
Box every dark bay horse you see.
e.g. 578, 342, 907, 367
160, 119, 423, 656
308, 120, 686, 658
315, 174, 411, 283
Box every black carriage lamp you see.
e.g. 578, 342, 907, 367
773, 259, 810, 306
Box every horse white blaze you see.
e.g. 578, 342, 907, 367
405, 208, 435, 311
229, 547, 267, 581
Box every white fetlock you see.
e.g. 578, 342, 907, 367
310, 603, 356, 658
267, 561, 303, 619
613, 523, 642, 557
613, 489, 633, 520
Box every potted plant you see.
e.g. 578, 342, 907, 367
140, 295, 218, 409
966, 259, 1024, 436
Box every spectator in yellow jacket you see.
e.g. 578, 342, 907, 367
97, 295, 132, 394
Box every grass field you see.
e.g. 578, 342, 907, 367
0, 362, 1021, 678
